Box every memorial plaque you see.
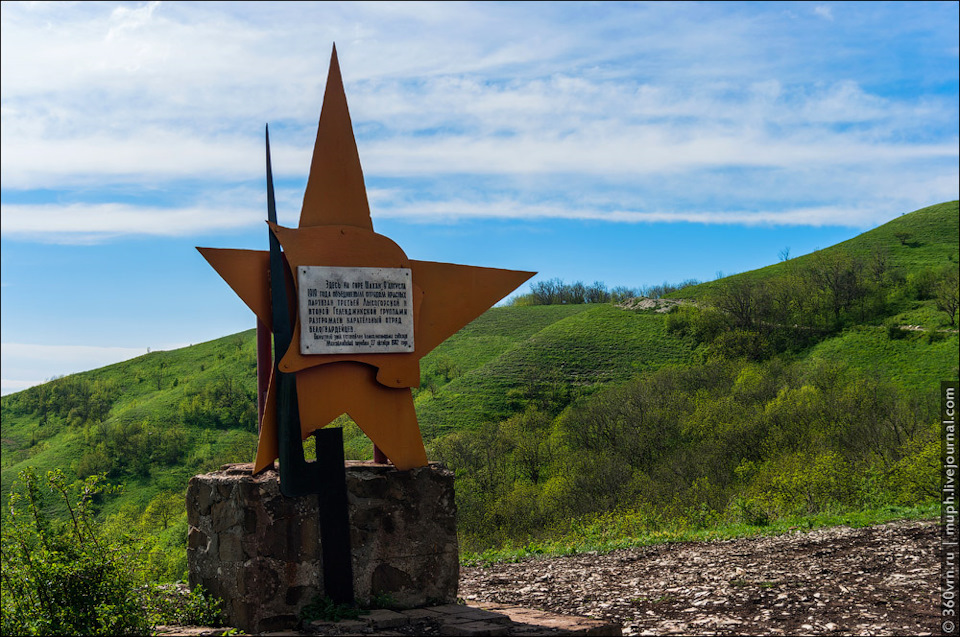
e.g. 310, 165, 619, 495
298, 266, 414, 355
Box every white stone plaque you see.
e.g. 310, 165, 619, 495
298, 266, 414, 355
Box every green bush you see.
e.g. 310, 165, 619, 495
145, 584, 224, 628
1, 470, 222, 635
886, 320, 906, 339
299, 594, 363, 624
1, 469, 150, 636
907, 267, 940, 301
178, 377, 257, 429
727, 496, 771, 527
886, 422, 939, 505
665, 305, 728, 345
746, 451, 860, 516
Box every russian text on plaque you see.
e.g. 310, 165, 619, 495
298, 266, 414, 355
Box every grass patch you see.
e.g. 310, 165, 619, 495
459, 501, 938, 567
803, 325, 959, 394
417, 304, 693, 433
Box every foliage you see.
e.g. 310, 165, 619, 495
145, 584, 224, 628
1, 329, 260, 511
934, 264, 960, 326
511, 277, 700, 306
664, 214, 959, 367
73, 420, 189, 479
434, 354, 942, 552
98, 490, 191, 584
886, 421, 940, 505
2, 376, 119, 427
179, 376, 257, 429
1, 469, 222, 635
1, 468, 150, 636
299, 595, 364, 624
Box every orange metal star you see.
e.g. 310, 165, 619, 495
198, 47, 534, 472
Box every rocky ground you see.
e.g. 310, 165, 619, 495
460, 519, 941, 636
165, 519, 941, 636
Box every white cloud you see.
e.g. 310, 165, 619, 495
0, 202, 259, 243
369, 198, 916, 229
2, 73, 954, 190
0, 0, 956, 239
1, 342, 147, 395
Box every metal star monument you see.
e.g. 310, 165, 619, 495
198, 46, 534, 487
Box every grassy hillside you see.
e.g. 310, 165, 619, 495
802, 327, 959, 394
1, 331, 261, 509
674, 200, 958, 302
1, 300, 694, 489
416, 303, 693, 434
422, 303, 593, 372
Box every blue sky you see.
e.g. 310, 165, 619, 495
1, 1, 958, 395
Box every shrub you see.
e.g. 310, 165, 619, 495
746, 451, 859, 516
145, 584, 224, 628
178, 377, 257, 429
1, 469, 150, 636
1, 470, 223, 635
886, 422, 939, 505
300, 595, 362, 624
728, 496, 771, 527
886, 320, 907, 340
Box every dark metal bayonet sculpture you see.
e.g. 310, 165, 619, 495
265, 124, 310, 496
266, 125, 354, 604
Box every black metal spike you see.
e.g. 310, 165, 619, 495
265, 125, 354, 604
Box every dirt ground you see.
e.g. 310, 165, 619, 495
459, 519, 941, 636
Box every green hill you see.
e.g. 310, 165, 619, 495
1, 331, 261, 508
673, 200, 958, 302
802, 326, 959, 394
416, 303, 694, 435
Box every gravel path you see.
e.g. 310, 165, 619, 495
459, 519, 940, 635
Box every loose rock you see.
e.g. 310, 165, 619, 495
460, 519, 939, 636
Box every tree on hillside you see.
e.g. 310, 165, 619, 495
610, 285, 640, 303
500, 407, 552, 485
566, 281, 587, 304
529, 278, 564, 305
868, 246, 892, 286
141, 492, 184, 530
934, 267, 960, 327
155, 360, 167, 390
585, 281, 609, 304
894, 231, 913, 246
712, 278, 770, 331
808, 250, 867, 329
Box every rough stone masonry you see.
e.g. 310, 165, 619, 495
186, 461, 458, 634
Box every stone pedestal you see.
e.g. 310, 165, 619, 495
186, 461, 458, 634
